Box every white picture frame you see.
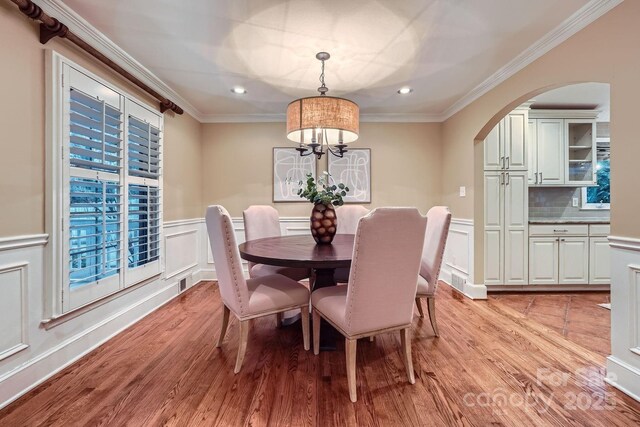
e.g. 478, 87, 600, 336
327, 148, 371, 203
273, 147, 317, 202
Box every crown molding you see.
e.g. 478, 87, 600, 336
37, 0, 204, 120
439, 0, 623, 121
529, 109, 600, 119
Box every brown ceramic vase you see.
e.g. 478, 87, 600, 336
310, 203, 337, 244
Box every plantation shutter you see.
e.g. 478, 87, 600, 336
65, 68, 124, 310
126, 104, 162, 285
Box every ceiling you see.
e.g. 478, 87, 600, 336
59, 0, 593, 121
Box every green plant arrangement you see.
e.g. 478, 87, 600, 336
296, 172, 350, 244
297, 171, 350, 206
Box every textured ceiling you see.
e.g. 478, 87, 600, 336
60, 0, 589, 119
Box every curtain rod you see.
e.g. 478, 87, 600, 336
9, 0, 184, 115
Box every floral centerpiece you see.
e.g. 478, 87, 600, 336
297, 172, 349, 244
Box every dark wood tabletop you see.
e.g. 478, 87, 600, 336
238, 234, 354, 269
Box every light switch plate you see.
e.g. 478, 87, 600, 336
572, 197, 579, 207
459, 186, 466, 197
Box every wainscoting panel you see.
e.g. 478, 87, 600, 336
165, 229, 199, 280
440, 219, 486, 299
606, 236, 640, 402
0, 262, 28, 361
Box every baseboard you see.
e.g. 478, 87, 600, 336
487, 284, 610, 292
0, 279, 206, 410
606, 356, 640, 403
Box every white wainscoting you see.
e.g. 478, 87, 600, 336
440, 219, 487, 299
0, 219, 211, 410
606, 236, 640, 402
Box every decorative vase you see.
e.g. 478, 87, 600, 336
310, 202, 337, 244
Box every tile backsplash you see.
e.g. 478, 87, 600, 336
529, 187, 610, 220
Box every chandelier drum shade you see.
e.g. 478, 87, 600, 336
286, 52, 360, 158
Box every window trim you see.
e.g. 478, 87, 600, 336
581, 187, 610, 211
45, 51, 164, 318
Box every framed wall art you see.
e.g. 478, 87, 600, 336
327, 148, 371, 203
273, 147, 317, 202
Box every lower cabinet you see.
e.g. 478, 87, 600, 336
529, 236, 589, 285
558, 237, 589, 285
589, 237, 611, 284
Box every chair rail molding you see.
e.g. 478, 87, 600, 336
606, 234, 640, 402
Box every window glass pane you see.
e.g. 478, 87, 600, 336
69, 177, 122, 288
128, 185, 160, 268
586, 160, 610, 204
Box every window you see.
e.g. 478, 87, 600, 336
581, 135, 610, 210
51, 55, 163, 313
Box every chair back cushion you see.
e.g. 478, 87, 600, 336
420, 206, 452, 286
206, 205, 249, 316
336, 205, 370, 234
345, 207, 426, 335
243, 205, 282, 270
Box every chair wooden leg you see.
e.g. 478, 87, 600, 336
276, 312, 284, 328
427, 297, 439, 337
216, 305, 230, 348
415, 297, 425, 318
400, 328, 415, 384
234, 320, 249, 374
345, 338, 358, 402
301, 307, 310, 351
312, 309, 321, 355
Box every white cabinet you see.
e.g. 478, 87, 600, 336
484, 109, 528, 171
590, 237, 611, 284
529, 238, 558, 285
528, 111, 597, 186
528, 118, 565, 185
558, 237, 589, 284
529, 224, 608, 286
484, 171, 528, 285
565, 119, 597, 186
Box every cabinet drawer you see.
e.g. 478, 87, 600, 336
589, 224, 610, 237
529, 224, 588, 237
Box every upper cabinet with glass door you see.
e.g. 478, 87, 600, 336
528, 110, 598, 187
565, 119, 596, 185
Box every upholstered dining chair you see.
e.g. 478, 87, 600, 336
206, 205, 310, 373
333, 205, 370, 283
311, 207, 427, 402
243, 205, 310, 282
415, 206, 452, 337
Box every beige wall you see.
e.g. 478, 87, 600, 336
439, 0, 640, 281
0, 3, 202, 237
201, 122, 442, 217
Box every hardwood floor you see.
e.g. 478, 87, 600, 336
491, 292, 611, 357
0, 282, 638, 426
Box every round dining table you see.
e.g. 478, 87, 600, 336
238, 234, 355, 289
238, 234, 355, 350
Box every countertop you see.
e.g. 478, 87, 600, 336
529, 219, 610, 224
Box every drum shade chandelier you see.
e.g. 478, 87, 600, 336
286, 52, 359, 159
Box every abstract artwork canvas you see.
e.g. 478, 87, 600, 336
327, 148, 371, 203
273, 147, 316, 202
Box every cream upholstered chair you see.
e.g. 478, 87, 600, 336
333, 205, 370, 283
206, 205, 310, 373
415, 206, 452, 337
243, 205, 310, 281
311, 207, 427, 402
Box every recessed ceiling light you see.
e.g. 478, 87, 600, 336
231, 87, 247, 95
397, 87, 413, 95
